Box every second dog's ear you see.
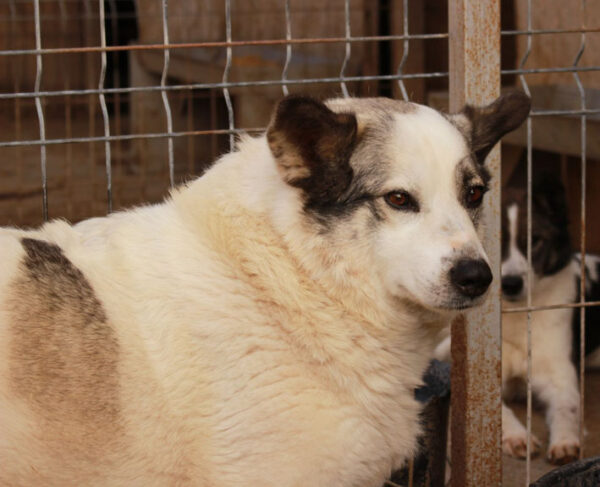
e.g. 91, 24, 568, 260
456, 91, 531, 164
267, 95, 358, 205
533, 172, 570, 225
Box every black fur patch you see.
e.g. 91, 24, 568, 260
305, 155, 388, 224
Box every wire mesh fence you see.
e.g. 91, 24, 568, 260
0, 0, 451, 227
0, 1, 599, 486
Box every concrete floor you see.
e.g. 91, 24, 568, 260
502, 370, 600, 486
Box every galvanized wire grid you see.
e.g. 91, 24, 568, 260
0, 1, 599, 486
0, 0, 453, 220
0, 5, 448, 152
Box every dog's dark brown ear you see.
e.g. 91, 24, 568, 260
267, 95, 358, 204
459, 91, 531, 164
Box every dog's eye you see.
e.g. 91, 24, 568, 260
384, 191, 419, 212
466, 186, 487, 208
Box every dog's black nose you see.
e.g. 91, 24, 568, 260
450, 259, 493, 298
501, 275, 524, 297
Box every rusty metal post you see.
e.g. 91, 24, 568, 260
449, 1, 502, 486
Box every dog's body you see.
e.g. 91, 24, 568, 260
436, 172, 600, 465
0, 94, 529, 486
499, 174, 599, 465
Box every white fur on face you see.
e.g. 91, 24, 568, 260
501, 203, 528, 300
373, 106, 489, 310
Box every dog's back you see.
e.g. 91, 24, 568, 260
0, 154, 424, 486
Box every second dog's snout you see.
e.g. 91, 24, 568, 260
501, 275, 524, 297
450, 259, 493, 298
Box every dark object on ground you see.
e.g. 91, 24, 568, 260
530, 456, 600, 487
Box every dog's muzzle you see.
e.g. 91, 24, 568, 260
450, 259, 493, 299
501, 274, 524, 299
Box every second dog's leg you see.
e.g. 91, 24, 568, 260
532, 364, 581, 465
502, 401, 540, 458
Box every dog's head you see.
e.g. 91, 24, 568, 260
501, 172, 572, 302
267, 93, 530, 312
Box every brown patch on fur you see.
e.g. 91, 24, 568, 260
8, 238, 120, 451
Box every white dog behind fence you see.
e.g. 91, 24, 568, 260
0, 93, 529, 486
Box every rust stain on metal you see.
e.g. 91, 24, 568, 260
450, 314, 468, 487
449, 1, 502, 486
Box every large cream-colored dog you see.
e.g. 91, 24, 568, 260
0, 93, 529, 486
